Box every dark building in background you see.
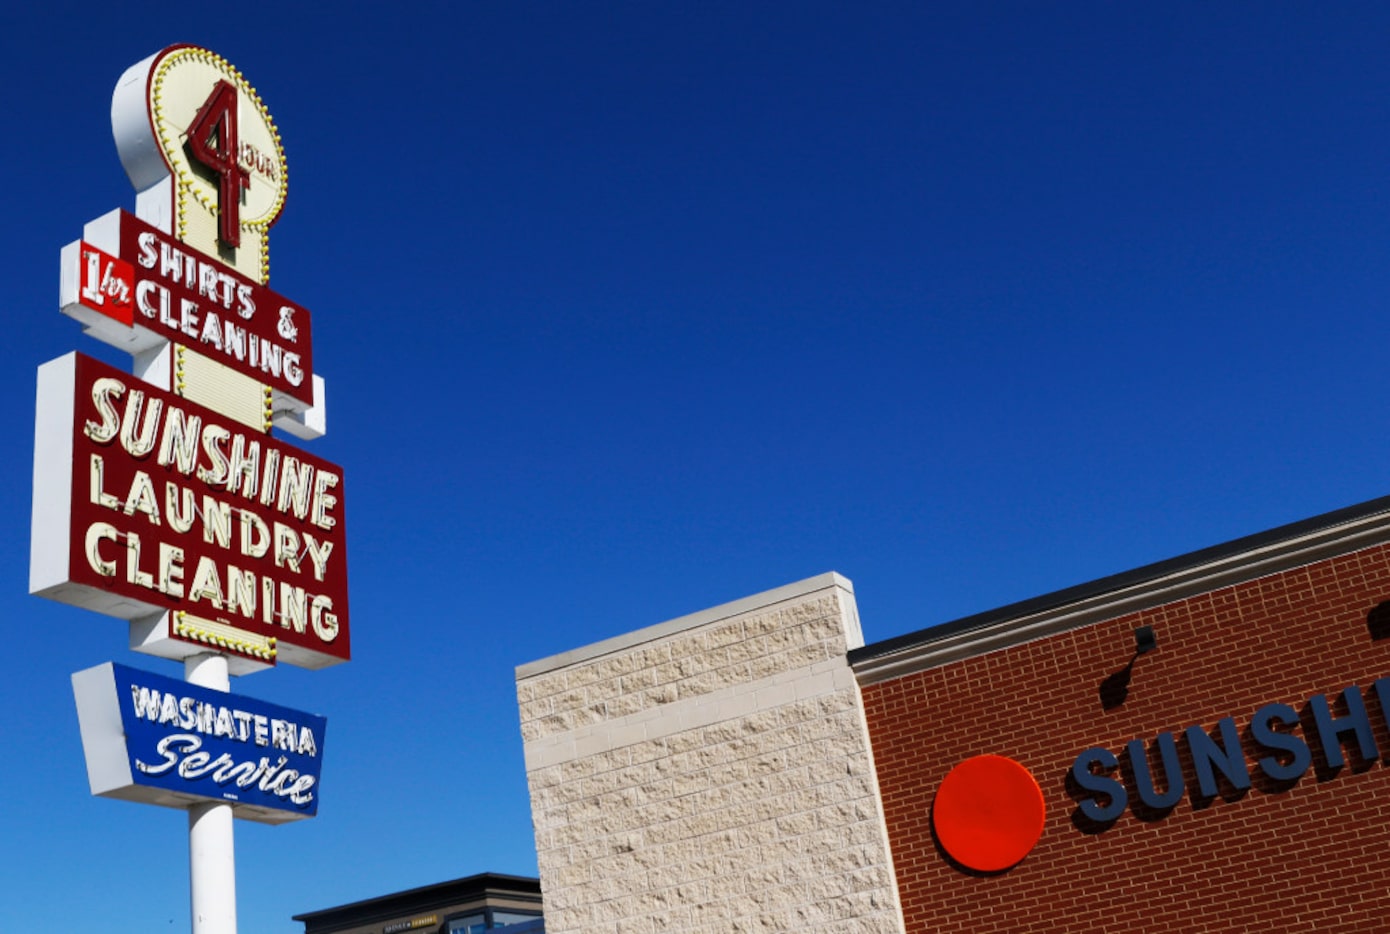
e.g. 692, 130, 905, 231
295, 873, 543, 934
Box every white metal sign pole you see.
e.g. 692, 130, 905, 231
185, 652, 237, 934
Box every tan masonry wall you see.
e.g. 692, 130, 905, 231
516, 573, 905, 934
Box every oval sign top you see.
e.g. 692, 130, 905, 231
113, 45, 287, 283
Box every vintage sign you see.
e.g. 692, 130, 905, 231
31, 352, 350, 669
41, 43, 346, 932
113, 45, 287, 281
73, 662, 327, 823
60, 208, 314, 406
104, 43, 326, 445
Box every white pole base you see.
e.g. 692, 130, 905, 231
186, 653, 237, 934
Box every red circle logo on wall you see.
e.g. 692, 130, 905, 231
932, 754, 1046, 871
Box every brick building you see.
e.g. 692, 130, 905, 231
517, 496, 1390, 932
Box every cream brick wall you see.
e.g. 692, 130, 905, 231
516, 573, 905, 934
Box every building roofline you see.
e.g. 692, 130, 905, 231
849, 494, 1390, 684
516, 571, 854, 679
292, 872, 541, 925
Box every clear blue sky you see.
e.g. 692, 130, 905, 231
4, 2, 1390, 930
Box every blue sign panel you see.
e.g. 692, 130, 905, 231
73, 662, 327, 823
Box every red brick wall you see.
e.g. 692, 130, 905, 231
862, 543, 1390, 933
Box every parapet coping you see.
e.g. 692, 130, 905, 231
516, 571, 854, 680
850, 494, 1390, 685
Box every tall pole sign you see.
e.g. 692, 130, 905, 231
31, 46, 349, 934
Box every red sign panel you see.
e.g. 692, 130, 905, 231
64, 209, 314, 406
76, 242, 135, 326
31, 353, 349, 668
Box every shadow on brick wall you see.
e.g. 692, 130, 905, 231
1098, 658, 1136, 710
1367, 600, 1390, 641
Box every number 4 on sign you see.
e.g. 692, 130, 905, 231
186, 80, 250, 248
